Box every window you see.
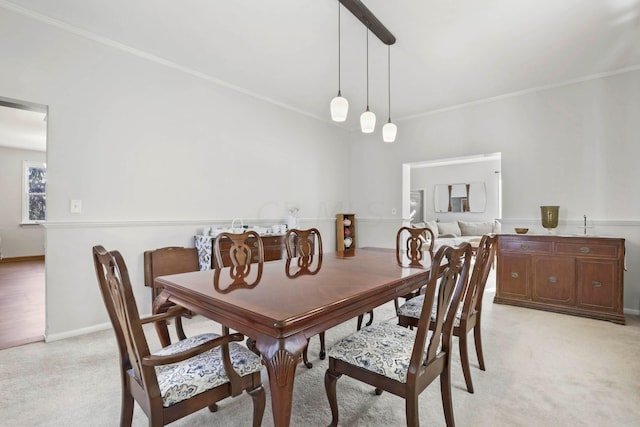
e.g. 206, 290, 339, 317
22, 161, 46, 223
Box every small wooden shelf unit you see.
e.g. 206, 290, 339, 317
336, 213, 356, 252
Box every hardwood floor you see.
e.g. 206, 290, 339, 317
0, 258, 45, 350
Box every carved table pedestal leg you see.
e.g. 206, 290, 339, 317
255, 334, 308, 427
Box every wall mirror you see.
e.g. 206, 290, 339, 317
434, 182, 486, 213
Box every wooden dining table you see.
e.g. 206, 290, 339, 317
154, 247, 431, 427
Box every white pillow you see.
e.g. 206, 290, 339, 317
425, 220, 439, 238
493, 219, 502, 233
437, 221, 461, 237
458, 220, 494, 236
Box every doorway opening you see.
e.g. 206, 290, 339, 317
0, 97, 47, 349
402, 152, 502, 224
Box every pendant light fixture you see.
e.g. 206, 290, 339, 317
330, 1, 348, 122
360, 29, 376, 133
382, 45, 397, 143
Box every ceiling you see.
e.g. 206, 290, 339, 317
2, 0, 639, 150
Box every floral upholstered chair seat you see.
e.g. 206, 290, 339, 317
327, 322, 435, 383
396, 294, 463, 328
152, 333, 263, 407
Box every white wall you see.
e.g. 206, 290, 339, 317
352, 70, 640, 315
0, 146, 46, 258
0, 8, 351, 338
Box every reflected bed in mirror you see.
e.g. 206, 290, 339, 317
434, 182, 486, 213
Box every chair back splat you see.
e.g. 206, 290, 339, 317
213, 231, 264, 269
396, 226, 435, 268
285, 227, 323, 258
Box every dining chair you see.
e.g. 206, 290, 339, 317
143, 246, 199, 347
285, 228, 325, 367
325, 243, 472, 427
397, 234, 497, 393
356, 226, 436, 332
93, 245, 265, 427
213, 231, 264, 349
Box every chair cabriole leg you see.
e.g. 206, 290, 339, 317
247, 385, 266, 427
405, 395, 420, 427
474, 323, 486, 371
440, 367, 455, 427
459, 332, 474, 393
325, 368, 341, 427
319, 332, 326, 360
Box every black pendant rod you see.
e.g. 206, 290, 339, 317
339, 0, 396, 45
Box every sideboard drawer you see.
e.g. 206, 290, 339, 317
555, 242, 619, 258
500, 239, 552, 253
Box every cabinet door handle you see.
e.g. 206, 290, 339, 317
548, 276, 558, 283
592, 281, 602, 288
580, 247, 590, 254
520, 243, 529, 249
510, 272, 519, 279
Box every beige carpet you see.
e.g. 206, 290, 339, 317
1, 280, 639, 426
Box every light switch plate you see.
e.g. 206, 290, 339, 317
70, 199, 82, 213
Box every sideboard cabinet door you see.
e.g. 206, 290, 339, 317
532, 257, 575, 306
497, 253, 530, 300
577, 259, 618, 312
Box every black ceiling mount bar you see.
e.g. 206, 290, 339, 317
339, 0, 396, 45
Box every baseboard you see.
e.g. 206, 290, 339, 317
0, 255, 45, 263
45, 322, 112, 343
0, 335, 44, 351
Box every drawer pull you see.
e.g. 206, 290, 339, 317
510, 272, 519, 279
253, 242, 259, 248
580, 247, 590, 254
592, 281, 602, 288
548, 276, 558, 284
520, 243, 529, 249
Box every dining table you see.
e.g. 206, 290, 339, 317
154, 247, 432, 427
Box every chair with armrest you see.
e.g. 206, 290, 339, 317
285, 228, 325, 367
143, 246, 199, 346
93, 245, 265, 427
325, 243, 472, 427
398, 234, 497, 393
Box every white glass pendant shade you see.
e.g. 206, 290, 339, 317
382, 120, 397, 143
360, 109, 376, 133
330, 93, 349, 122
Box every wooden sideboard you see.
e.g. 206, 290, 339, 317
494, 234, 625, 324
